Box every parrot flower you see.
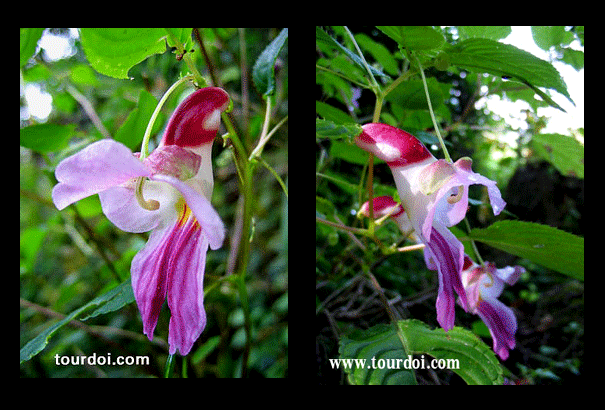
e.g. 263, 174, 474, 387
360, 195, 523, 360
461, 256, 523, 360
52, 87, 230, 355
355, 124, 506, 331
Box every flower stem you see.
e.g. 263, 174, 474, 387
415, 54, 452, 163
140, 74, 194, 160
163, 354, 176, 378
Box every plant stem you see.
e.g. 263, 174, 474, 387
415, 54, 452, 163
221, 108, 253, 378
164, 354, 176, 378
163, 28, 206, 88
140, 74, 193, 159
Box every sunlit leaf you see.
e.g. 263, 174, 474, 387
469, 221, 584, 280
446, 38, 573, 108
80, 28, 166, 79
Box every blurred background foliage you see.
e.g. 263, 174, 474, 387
316, 26, 583, 385
21, 28, 288, 377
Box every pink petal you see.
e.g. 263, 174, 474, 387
130, 221, 173, 340
130, 201, 212, 356
98, 184, 164, 233
166, 215, 210, 356
477, 299, 517, 360
52, 139, 151, 210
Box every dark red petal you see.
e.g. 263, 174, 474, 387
356, 123, 432, 167
161, 87, 230, 148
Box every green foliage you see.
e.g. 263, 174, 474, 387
80, 28, 168, 79
20, 123, 74, 152
469, 221, 584, 280
339, 320, 503, 385
20, 280, 134, 363
21, 28, 288, 378
445, 38, 573, 109
315, 118, 361, 141
114, 90, 162, 150
252, 28, 288, 96
531, 132, 584, 178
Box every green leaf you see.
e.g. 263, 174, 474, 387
316, 101, 355, 124
339, 324, 417, 385
20, 28, 45, 68
384, 78, 444, 110
253, 28, 288, 97
446, 38, 573, 108
376, 26, 445, 51
80, 28, 167, 79
339, 320, 503, 385
354, 33, 399, 76
20, 123, 75, 153
115, 89, 161, 150
458, 26, 511, 41
531, 26, 566, 51
469, 221, 584, 280
20, 280, 135, 363
399, 320, 503, 385
315, 118, 361, 140
316, 27, 388, 79
69, 64, 100, 86
164, 28, 193, 50
531, 133, 584, 179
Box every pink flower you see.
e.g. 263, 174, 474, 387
359, 195, 413, 236
52, 87, 230, 355
355, 124, 506, 331
360, 195, 523, 360
461, 256, 523, 360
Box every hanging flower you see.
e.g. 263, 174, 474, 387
360, 195, 523, 360
355, 124, 506, 331
52, 87, 230, 355
461, 256, 523, 360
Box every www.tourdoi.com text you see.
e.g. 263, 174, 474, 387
329, 355, 460, 371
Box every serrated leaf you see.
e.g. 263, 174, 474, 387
252, 28, 288, 96
446, 38, 573, 109
469, 221, 584, 280
399, 319, 503, 385
80, 28, 167, 79
339, 320, 503, 385
20, 280, 135, 363
532, 133, 584, 179
376, 26, 445, 51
